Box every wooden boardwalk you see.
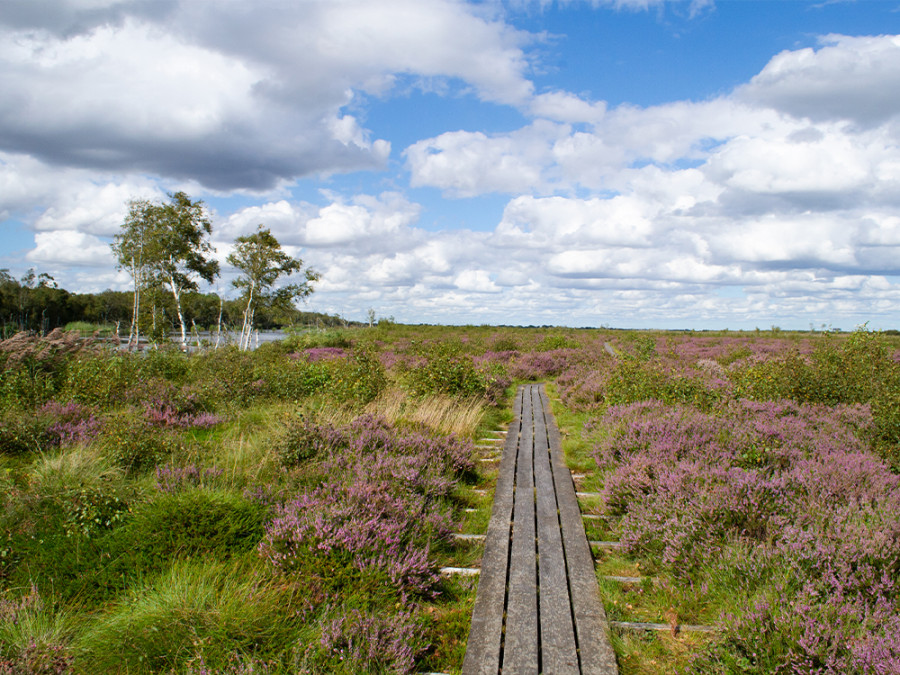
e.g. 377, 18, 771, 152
462, 384, 618, 675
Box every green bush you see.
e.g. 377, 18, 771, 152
253, 356, 331, 401
63, 486, 130, 538
328, 347, 387, 404
0, 412, 46, 455
119, 490, 266, 564
731, 329, 900, 407
406, 344, 487, 399
273, 416, 344, 467
536, 333, 579, 351
62, 352, 135, 407
190, 347, 263, 406
602, 360, 719, 409
141, 347, 192, 383
0, 362, 59, 411
283, 329, 353, 351
99, 412, 174, 471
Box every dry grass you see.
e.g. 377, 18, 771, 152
366, 388, 484, 437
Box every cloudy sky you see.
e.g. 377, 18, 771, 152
3, 0, 900, 329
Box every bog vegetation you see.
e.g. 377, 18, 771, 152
0, 322, 898, 673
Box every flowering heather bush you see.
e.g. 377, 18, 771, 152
0, 640, 73, 675
473, 350, 518, 367
589, 396, 900, 672
143, 400, 222, 429
510, 349, 577, 380
263, 416, 470, 602
296, 346, 347, 362
315, 608, 425, 674
260, 481, 449, 602
39, 400, 103, 446
155, 464, 224, 493
139, 386, 223, 430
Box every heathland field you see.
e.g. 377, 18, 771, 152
1, 325, 898, 673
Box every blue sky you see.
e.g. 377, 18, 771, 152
2, 0, 900, 329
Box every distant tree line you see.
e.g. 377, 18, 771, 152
0, 269, 347, 340
1, 192, 344, 344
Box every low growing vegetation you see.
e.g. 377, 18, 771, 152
0, 323, 897, 673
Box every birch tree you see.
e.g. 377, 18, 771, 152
112, 199, 156, 350
227, 225, 318, 351
113, 193, 219, 349
151, 192, 219, 348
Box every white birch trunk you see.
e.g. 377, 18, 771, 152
214, 295, 224, 350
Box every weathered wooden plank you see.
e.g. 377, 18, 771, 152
541, 386, 619, 675
461, 388, 523, 675
532, 385, 580, 674
503, 386, 539, 675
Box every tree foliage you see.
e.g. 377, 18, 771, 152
112, 193, 219, 348
226, 225, 318, 350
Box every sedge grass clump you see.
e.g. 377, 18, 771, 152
365, 389, 485, 438
0, 585, 73, 675
75, 560, 303, 674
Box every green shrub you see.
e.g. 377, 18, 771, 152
63, 486, 130, 538
283, 329, 353, 351
406, 344, 487, 400
118, 489, 266, 565
602, 360, 719, 409
253, 356, 331, 401
0, 412, 46, 455
190, 347, 263, 406
273, 415, 344, 467
488, 334, 520, 352
62, 352, 135, 407
536, 333, 579, 351
141, 347, 191, 383
328, 347, 387, 404
99, 412, 174, 471
0, 363, 59, 411
731, 329, 900, 406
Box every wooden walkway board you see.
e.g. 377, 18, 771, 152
462, 384, 618, 675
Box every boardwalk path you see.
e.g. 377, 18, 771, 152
462, 384, 618, 675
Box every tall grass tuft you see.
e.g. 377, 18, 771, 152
74, 559, 302, 673
365, 388, 484, 437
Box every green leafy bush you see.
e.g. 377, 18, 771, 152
62, 352, 135, 407
328, 347, 387, 404
99, 412, 174, 471
63, 486, 130, 538
0, 412, 46, 455
118, 490, 266, 564
536, 333, 579, 351
283, 329, 353, 351
406, 344, 487, 400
